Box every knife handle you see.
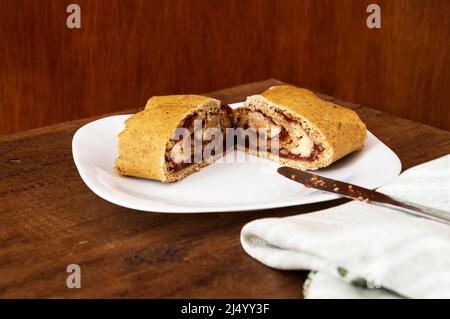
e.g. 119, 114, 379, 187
376, 197, 450, 225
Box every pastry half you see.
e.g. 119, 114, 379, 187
115, 95, 234, 182
234, 85, 367, 170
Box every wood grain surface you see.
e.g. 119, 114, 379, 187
1, 79, 449, 298
1, 0, 449, 135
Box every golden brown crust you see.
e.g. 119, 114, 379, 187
144, 95, 214, 110
242, 85, 367, 169
115, 95, 221, 182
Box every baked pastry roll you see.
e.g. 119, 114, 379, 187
234, 85, 367, 170
115, 95, 234, 182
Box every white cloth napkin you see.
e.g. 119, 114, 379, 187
241, 154, 450, 298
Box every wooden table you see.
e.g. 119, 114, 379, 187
1, 79, 449, 298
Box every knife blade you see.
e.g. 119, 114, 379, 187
277, 166, 450, 225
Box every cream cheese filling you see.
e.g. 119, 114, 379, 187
167, 107, 231, 170
241, 110, 315, 158
284, 124, 314, 157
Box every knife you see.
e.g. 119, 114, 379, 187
277, 166, 450, 225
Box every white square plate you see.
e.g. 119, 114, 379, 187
72, 102, 401, 213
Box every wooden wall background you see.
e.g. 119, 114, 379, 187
0, 0, 449, 135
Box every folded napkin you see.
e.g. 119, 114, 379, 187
241, 154, 450, 298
